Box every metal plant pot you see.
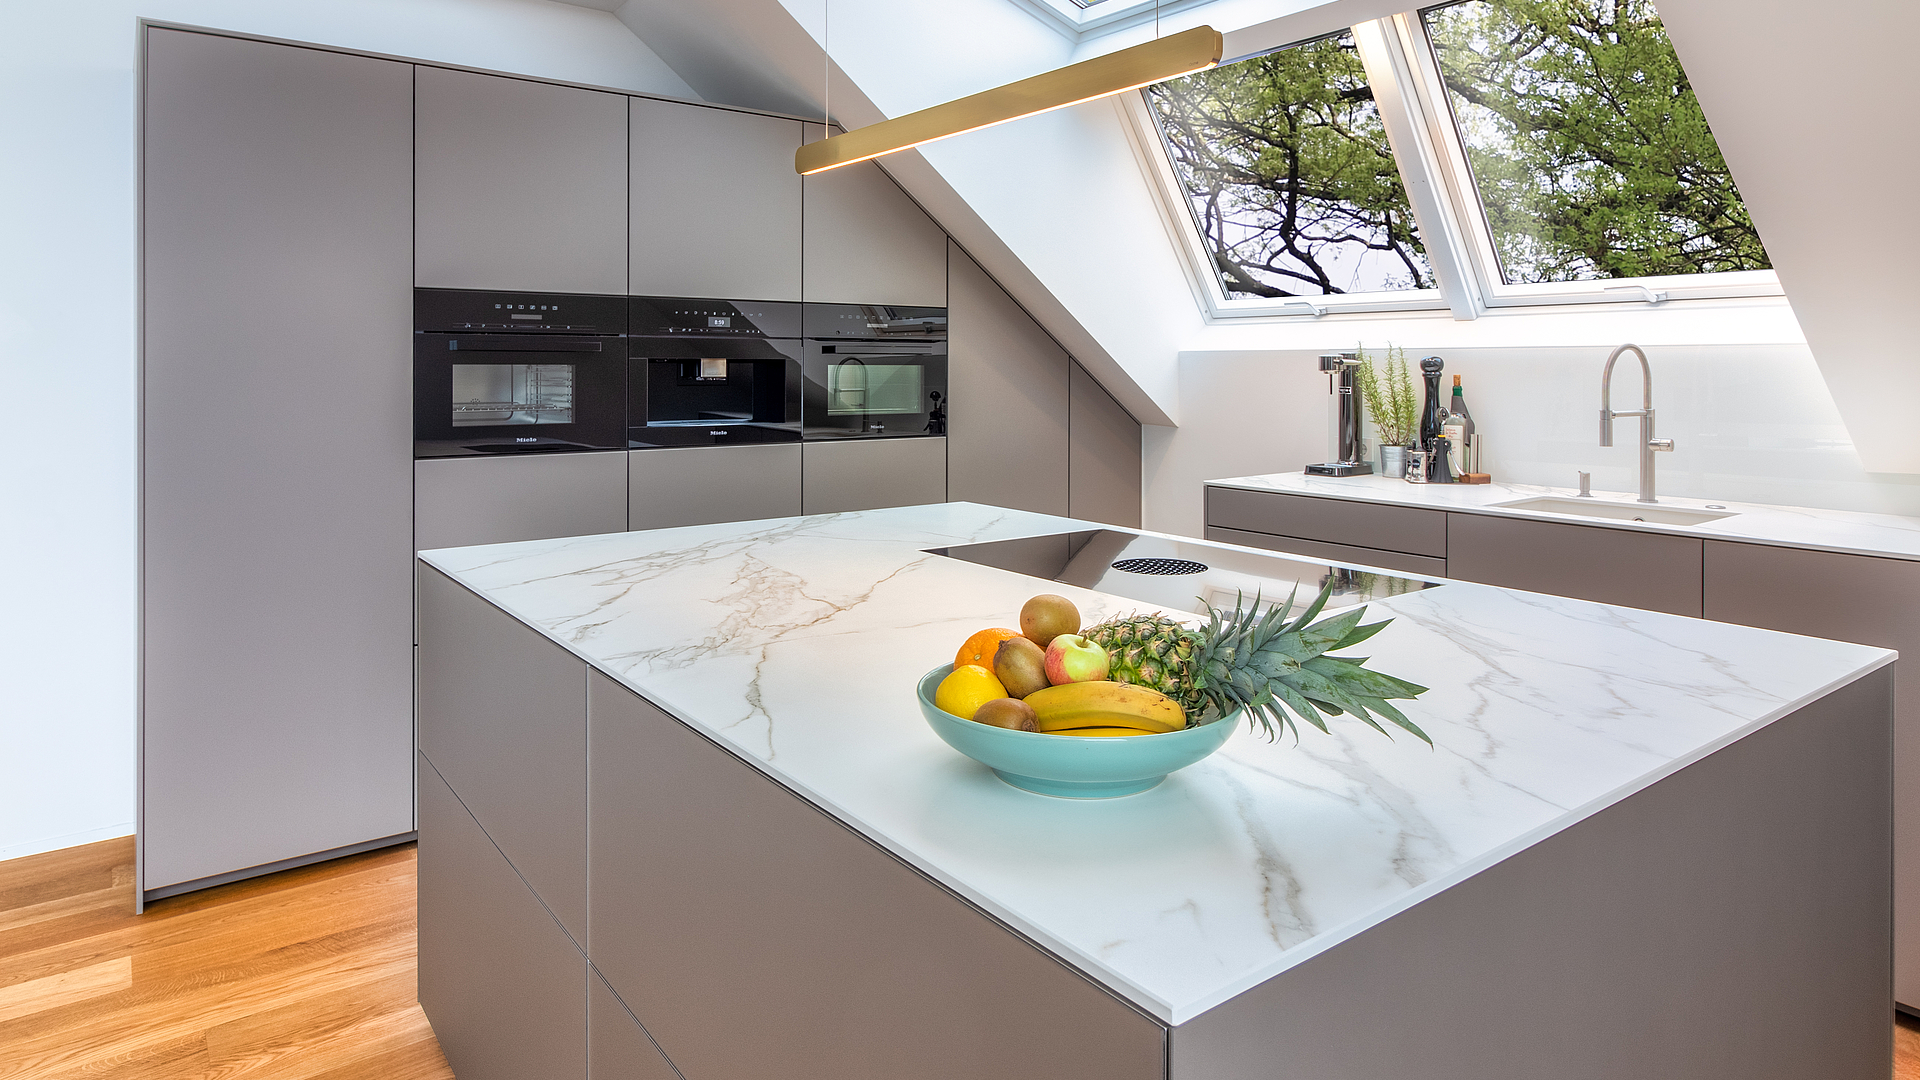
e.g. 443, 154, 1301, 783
1379, 444, 1409, 479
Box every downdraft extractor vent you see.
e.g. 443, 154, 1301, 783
1112, 557, 1208, 576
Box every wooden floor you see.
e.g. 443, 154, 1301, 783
1, 836, 1916, 1078
0, 837, 450, 1080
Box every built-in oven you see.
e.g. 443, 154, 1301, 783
627, 297, 802, 448
802, 304, 948, 439
414, 289, 627, 457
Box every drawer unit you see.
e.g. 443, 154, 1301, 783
1447, 514, 1702, 617
1206, 486, 1448, 559
1204, 524, 1448, 579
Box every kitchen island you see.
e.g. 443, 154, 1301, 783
415, 503, 1894, 1080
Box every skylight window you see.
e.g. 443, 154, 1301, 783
1420, 0, 1769, 284
1146, 31, 1433, 300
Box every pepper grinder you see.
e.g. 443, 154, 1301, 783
1418, 356, 1453, 482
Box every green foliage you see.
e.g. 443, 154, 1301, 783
1146, 32, 1433, 298
1424, 0, 1771, 282
1353, 344, 1418, 447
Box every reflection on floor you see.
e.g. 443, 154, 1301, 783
0, 834, 1911, 1078
0, 837, 449, 1080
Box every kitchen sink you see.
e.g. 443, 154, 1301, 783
1492, 496, 1737, 527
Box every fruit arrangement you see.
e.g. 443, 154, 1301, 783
934, 581, 1432, 745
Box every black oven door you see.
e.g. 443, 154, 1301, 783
802, 340, 948, 438
415, 334, 625, 457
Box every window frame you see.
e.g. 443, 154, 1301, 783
1127, 7, 1784, 321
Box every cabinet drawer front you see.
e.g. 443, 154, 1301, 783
628, 444, 802, 531
1447, 514, 1702, 617
1205, 525, 1447, 578
1206, 487, 1447, 558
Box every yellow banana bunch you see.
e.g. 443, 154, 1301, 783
1025, 682, 1187, 735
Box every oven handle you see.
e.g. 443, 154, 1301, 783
447, 338, 603, 352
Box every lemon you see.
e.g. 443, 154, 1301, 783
934, 665, 1007, 720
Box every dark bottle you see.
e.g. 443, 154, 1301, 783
1418, 356, 1447, 478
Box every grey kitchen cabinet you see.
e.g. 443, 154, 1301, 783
1205, 486, 1447, 562
418, 756, 587, 1080
627, 444, 803, 531
415, 66, 628, 294
630, 98, 802, 301
1070, 360, 1143, 528
802, 437, 948, 514
1204, 524, 1448, 578
802, 125, 948, 306
1447, 514, 1703, 617
415, 451, 629, 552
584, 670, 1165, 1080
946, 242, 1070, 516
1703, 539, 1920, 1005
141, 28, 415, 900
417, 565, 588, 944
590, 972, 678, 1080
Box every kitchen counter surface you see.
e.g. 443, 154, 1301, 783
1207, 471, 1920, 561
419, 503, 1891, 1025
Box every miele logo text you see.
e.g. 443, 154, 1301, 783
516, 437, 537, 442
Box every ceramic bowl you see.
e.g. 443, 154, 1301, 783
916, 664, 1238, 798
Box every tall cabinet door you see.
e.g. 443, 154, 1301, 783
415, 67, 628, 294
802, 125, 947, 305
631, 99, 802, 300
1069, 361, 1142, 528
945, 243, 1068, 516
142, 29, 415, 897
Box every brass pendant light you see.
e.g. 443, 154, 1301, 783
795, 23, 1223, 175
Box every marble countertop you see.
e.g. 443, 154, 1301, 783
419, 503, 1891, 1025
1206, 472, 1920, 562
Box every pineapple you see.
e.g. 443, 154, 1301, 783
1084, 579, 1430, 744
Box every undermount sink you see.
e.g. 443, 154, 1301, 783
1492, 496, 1738, 527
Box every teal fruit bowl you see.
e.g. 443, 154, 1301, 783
916, 664, 1239, 799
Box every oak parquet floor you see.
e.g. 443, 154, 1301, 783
0, 838, 450, 1080
0, 835, 1914, 1077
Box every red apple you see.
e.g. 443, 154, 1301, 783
1044, 634, 1110, 685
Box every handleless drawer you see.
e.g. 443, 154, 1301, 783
1205, 486, 1448, 558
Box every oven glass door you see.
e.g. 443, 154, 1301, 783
803, 343, 947, 438
416, 335, 624, 457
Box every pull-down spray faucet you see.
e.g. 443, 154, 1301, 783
1599, 343, 1674, 504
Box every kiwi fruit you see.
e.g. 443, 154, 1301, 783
1019, 593, 1081, 648
992, 636, 1050, 699
971, 697, 1038, 731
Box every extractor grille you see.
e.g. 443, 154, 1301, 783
1111, 557, 1209, 576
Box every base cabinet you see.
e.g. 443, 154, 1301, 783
1446, 514, 1703, 617
417, 757, 586, 1080
802, 438, 948, 515
416, 452, 629, 551
628, 444, 803, 530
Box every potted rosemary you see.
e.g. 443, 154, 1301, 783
1354, 345, 1418, 478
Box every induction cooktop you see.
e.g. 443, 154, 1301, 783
925, 530, 1441, 619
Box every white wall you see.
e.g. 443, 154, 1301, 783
0, 0, 690, 863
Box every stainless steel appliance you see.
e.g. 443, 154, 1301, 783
627, 297, 803, 448
1306, 352, 1373, 477
803, 304, 948, 439
414, 289, 626, 457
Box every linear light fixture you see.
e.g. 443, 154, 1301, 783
794, 25, 1223, 175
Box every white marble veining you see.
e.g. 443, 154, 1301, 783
420, 503, 1891, 1025
1208, 471, 1920, 562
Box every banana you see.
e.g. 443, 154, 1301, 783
1051, 726, 1153, 738
1025, 681, 1186, 734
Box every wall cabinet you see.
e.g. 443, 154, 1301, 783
415, 67, 628, 294
946, 243, 1070, 516
590, 973, 678, 1080
141, 28, 415, 900
1703, 540, 1920, 1004
415, 452, 630, 551
630, 99, 802, 301
1447, 514, 1703, 618
628, 444, 803, 531
802, 438, 948, 514
803, 125, 948, 306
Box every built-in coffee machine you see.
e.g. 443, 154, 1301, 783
626, 297, 803, 448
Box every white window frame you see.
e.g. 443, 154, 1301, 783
1125, 8, 1784, 321
1017, 0, 1220, 38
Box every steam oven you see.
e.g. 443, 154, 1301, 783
802, 304, 948, 439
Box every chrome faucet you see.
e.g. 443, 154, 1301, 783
1599, 343, 1674, 503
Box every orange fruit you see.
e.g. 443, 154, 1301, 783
955, 627, 1021, 669
934, 665, 1008, 720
